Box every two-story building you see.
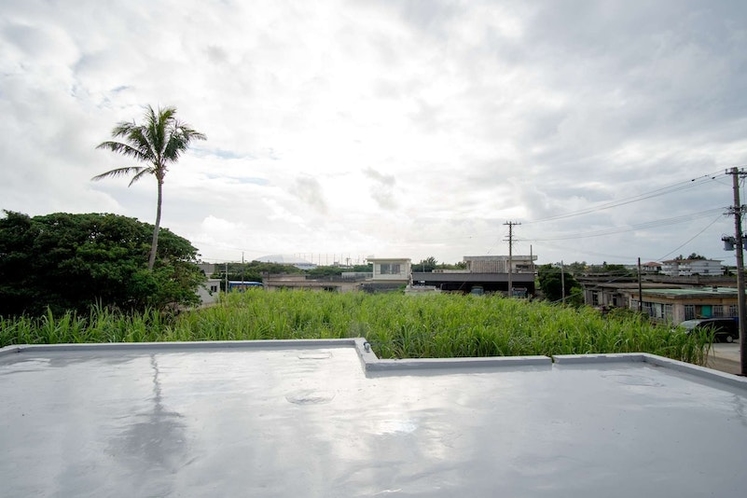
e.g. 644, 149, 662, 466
360, 258, 412, 293
660, 259, 723, 276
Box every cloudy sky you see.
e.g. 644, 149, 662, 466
2, 0, 747, 267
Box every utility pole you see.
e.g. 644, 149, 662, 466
504, 221, 521, 297
637, 257, 643, 313
727, 167, 747, 376
561, 260, 566, 305
530, 244, 535, 274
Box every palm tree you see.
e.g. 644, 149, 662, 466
93, 105, 206, 270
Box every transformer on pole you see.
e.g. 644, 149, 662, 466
725, 167, 747, 376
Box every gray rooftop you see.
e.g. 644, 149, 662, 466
2, 340, 747, 497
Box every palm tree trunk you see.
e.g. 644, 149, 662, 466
148, 177, 163, 270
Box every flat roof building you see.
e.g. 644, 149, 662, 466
2, 340, 747, 496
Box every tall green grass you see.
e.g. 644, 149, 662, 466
0, 290, 711, 365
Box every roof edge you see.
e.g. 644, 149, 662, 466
554, 353, 747, 389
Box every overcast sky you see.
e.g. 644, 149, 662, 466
2, 0, 747, 266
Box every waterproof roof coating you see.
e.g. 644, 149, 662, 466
1, 340, 747, 497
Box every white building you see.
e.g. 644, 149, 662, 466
368, 258, 411, 281
660, 259, 723, 277
196, 278, 222, 306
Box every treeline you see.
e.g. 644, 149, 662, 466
0, 211, 204, 317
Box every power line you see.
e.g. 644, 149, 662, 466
521, 207, 726, 242
525, 171, 724, 225
656, 215, 724, 260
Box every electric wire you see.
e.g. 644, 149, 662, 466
525, 171, 724, 225
520, 207, 726, 242
657, 215, 725, 261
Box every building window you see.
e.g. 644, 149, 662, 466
729, 305, 738, 317
684, 305, 695, 320
380, 264, 401, 275
210, 285, 218, 293
713, 305, 724, 317
642, 302, 654, 317
664, 304, 673, 321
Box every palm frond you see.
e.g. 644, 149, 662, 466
128, 127, 157, 163
96, 141, 149, 162
110, 121, 138, 139
152, 106, 178, 158
91, 167, 146, 182
128, 167, 155, 186
163, 121, 207, 161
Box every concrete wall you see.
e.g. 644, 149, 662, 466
197, 279, 222, 305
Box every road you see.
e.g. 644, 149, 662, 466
706, 343, 743, 375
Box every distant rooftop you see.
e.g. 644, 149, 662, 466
2, 340, 747, 496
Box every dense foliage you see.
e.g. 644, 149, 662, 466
0, 211, 204, 316
537, 264, 583, 304
0, 290, 711, 366
562, 261, 634, 277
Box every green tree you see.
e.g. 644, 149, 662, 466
352, 263, 373, 272
306, 266, 343, 278
415, 256, 438, 272
566, 261, 588, 274
0, 211, 204, 316
93, 105, 206, 270
537, 264, 581, 303
587, 262, 632, 276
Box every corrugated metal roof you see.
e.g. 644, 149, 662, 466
2, 340, 746, 497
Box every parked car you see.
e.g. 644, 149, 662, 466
677, 318, 740, 343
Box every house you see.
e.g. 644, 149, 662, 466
360, 258, 412, 293
198, 262, 218, 276
582, 281, 647, 308
641, 261, 662, 274
196, 278, 222, 306
411, 255, 537, 296
262, 274, 363, 293
368, 258, 411, 281
623, 287, 740, 324
411, 271, 536, 295
660, 259, 723, 277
